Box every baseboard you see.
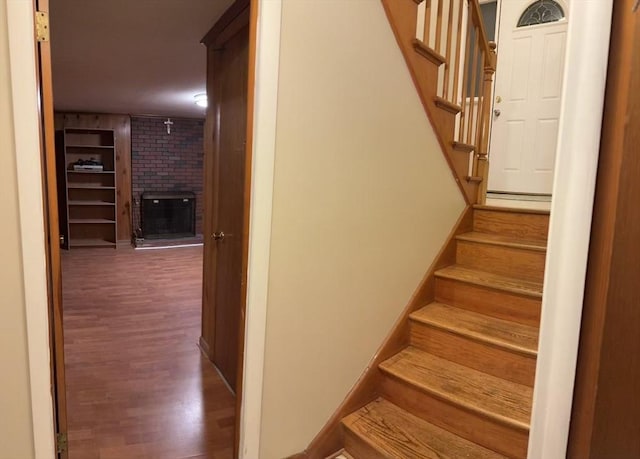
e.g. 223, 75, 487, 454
199, 336, 213, 361
198, 336, 236, 396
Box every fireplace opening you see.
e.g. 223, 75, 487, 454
141, 191, 196, 239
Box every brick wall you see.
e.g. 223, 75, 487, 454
131, 116, 204, 236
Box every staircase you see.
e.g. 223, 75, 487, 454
335, 205, 548, 458
302, 1, 551, 458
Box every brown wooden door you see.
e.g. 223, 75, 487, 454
34, 0, 69, 456
201, 9, 249, 392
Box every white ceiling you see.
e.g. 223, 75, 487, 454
50, 0, 234, 118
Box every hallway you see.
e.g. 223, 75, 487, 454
62, 246, 234, 459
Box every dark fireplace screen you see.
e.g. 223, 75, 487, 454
141, 192, 195, 239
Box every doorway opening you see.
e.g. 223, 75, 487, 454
42, 0, 255, 457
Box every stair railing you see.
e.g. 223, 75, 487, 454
417, 0, 496, 203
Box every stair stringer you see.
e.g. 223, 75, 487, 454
381, 0, 478, 204
300, 206, 474, 459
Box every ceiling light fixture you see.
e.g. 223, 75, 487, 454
194, 93, 208, 108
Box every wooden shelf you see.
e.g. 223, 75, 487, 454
63, 127, 117, 250
69, 219, 116, 224
69, 239, 117, 248
65, 127, 114, 132
67, 170, 115, 174
68, 200, 115, 206
65, 145, 114, 149
67, 185, 116, 190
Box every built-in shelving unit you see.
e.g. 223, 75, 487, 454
64, 128, 117, 248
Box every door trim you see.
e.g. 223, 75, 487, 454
6, 1, 56, 457
237, 0, 259, 455
528, 0, 613, 457
238, 0, 281, 457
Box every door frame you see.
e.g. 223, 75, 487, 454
7, 0, 259, 458
235, 0, 281, 457
6, 0, 57, 457
33, 0, 69, 455
7, 0, 613, 458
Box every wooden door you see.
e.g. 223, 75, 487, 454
34, 0, 69, 456
201, 5, 249, 392
488, 0, 568, 194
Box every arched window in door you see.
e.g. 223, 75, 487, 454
517, 0, 565, 27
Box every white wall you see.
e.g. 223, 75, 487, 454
257, 1, 465, 457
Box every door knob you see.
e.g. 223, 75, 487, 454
212, 231, 225, 241
494, 108, 501, 117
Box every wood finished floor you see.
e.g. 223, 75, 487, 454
62, 246, 234, 459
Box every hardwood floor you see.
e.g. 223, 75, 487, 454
62, 246, 234, 459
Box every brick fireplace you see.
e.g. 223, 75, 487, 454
131, 116, 204, 236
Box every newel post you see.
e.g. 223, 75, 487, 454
476, 41, 497, 205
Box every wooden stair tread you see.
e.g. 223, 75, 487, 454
380, 348, 532, 431
456, 231, 547, 252
410, 303, 538, 356
452, 141, 475, 152
435, 265, 543, 298
412, 38, 446, 65
434, 96, 462, 114
342, 398, 508, 459
473, 204, 550, 216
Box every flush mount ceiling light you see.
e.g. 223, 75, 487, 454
194, 93, 208, 108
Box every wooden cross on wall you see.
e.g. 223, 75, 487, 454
164, 118, 174, 134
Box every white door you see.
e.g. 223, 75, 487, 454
488, 0, 568, 194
